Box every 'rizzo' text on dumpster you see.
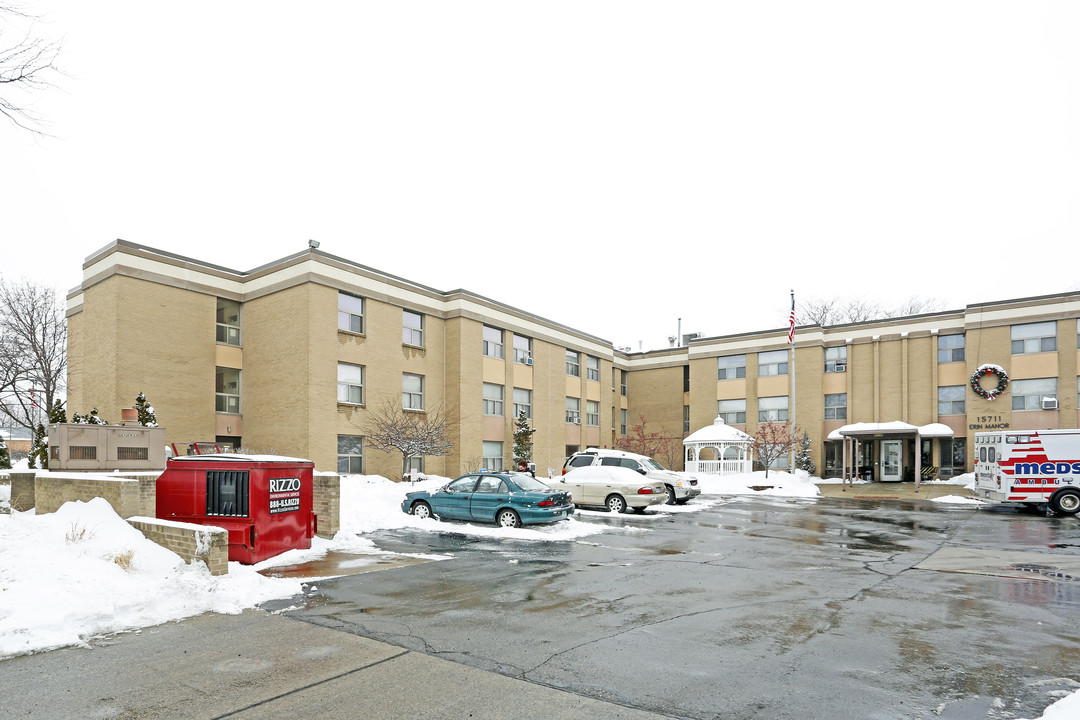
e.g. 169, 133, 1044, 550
269, 476, 302, 514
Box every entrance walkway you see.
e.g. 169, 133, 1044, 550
816, 482, 972, 502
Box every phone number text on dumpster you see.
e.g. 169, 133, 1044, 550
269, 477, 301, 514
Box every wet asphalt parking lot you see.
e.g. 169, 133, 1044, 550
270, 496, 1080, 720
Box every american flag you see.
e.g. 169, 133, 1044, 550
787, 293, 795, 344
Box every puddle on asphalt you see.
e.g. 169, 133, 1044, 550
258, 550, 435, 579
916, 547, 1080, 583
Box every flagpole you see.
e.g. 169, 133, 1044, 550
789, 290, 796, 470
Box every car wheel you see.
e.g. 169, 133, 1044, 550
1051, 489, 1080, 515
665, 485, 677, 505
606, 494, 627, 513
410, 501, 433, 520
496, 509, 521, 528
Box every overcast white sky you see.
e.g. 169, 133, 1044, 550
4, 2, 1079, 351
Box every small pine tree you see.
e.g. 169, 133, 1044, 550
0, 434, 10, 470
28, 422, 48, 469
512, 410, 536, 468
135, 392, 158, 427
795, 431, 816, 475
48, 399, 66, 425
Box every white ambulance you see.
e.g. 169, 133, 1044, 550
973, 429, 1080, 515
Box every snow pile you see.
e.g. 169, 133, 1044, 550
689, 469, 821, 498
0, 497, 302, 658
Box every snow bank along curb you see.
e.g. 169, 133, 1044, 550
4, 470, 341, 539
3, 470, 343, 576
127, 517, 229, 576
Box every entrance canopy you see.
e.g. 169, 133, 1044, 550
827, 422, 954, 440
826, 421, 954, 489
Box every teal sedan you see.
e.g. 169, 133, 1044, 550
401, 472, 574, 528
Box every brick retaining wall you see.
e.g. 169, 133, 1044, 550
127, 517, 229, 576
34, 473, 144, 518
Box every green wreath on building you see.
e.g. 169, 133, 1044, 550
970, 364, 1009, 400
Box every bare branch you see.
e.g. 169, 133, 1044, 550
364, 399, 457, 480
0, 276, 67, 431
0, 3, 61, 135
752, 422, 801, 478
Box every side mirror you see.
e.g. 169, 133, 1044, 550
637, 467, 647, 475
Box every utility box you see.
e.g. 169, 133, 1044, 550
155, 455, 317, 564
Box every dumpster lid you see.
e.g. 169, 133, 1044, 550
168, 453, 313, 464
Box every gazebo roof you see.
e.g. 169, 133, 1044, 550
684, 416, 754, 444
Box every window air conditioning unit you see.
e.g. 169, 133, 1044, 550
525, 357, 533, 366
571, 417, 581, 424
835, 363, 847, 372
1041, 397, 1058, 410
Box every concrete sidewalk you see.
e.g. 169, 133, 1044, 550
1, 610, 669, 720
816, 481, 974, 502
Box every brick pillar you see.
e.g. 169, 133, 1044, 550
8, 472, 36, 511
313, 472, 340, 539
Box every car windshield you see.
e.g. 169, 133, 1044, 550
508, 473, 551, 492
644, 458, 668, 471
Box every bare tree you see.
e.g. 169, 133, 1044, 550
752, 422, 801, 478
0, 277, 66, 432
364, 399, 456, 481
793, 295, 944, 327
614, 414, 684, 469
1, 3, 61, 135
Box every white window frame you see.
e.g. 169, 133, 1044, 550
586, 400, 600, 426
483, 326, 505, 359
482, 441, 504, 472
937, 334, 965, 363
717, 399, 746, 424
338, 292, 364, 334
483, 382, 504, 416
824, 346, 847, 373
937, 386, 965, 415
1011, 321, 1056, 355
337, 435, 364, 474
758, 396, 789, 423
566, 350, 580, 377
586, 355, 600, 382
513, 334, 532, 364
1011, 378, 1058, 411
403, 310, 424, 347
513, 387, 532, 419
216, 298, 242, 346
403, 373, 424, 411
566, 397, 580, 424
337, 362, 364, 405
758, 350, 789, 377
717, 354, 746, 380
216, 367, 241, 414
824, 393, 847, 420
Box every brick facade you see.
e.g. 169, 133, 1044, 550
66, 241, 1080, 480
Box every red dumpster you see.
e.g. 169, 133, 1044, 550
155, 454, 317, 564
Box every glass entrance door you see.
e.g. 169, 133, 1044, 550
881, 440, 902, 482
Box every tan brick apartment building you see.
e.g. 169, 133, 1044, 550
66, 240, 1080, 480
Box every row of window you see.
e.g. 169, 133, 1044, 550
337, 434, 518, 476
712, 377, 1078, 426
337, 293, 426, 346
714, 322, 1075, 381
338, 296, 631, 394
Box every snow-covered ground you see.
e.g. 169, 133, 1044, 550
0, 464, 1074, 718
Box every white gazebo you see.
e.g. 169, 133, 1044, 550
684, 416, 754, 475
